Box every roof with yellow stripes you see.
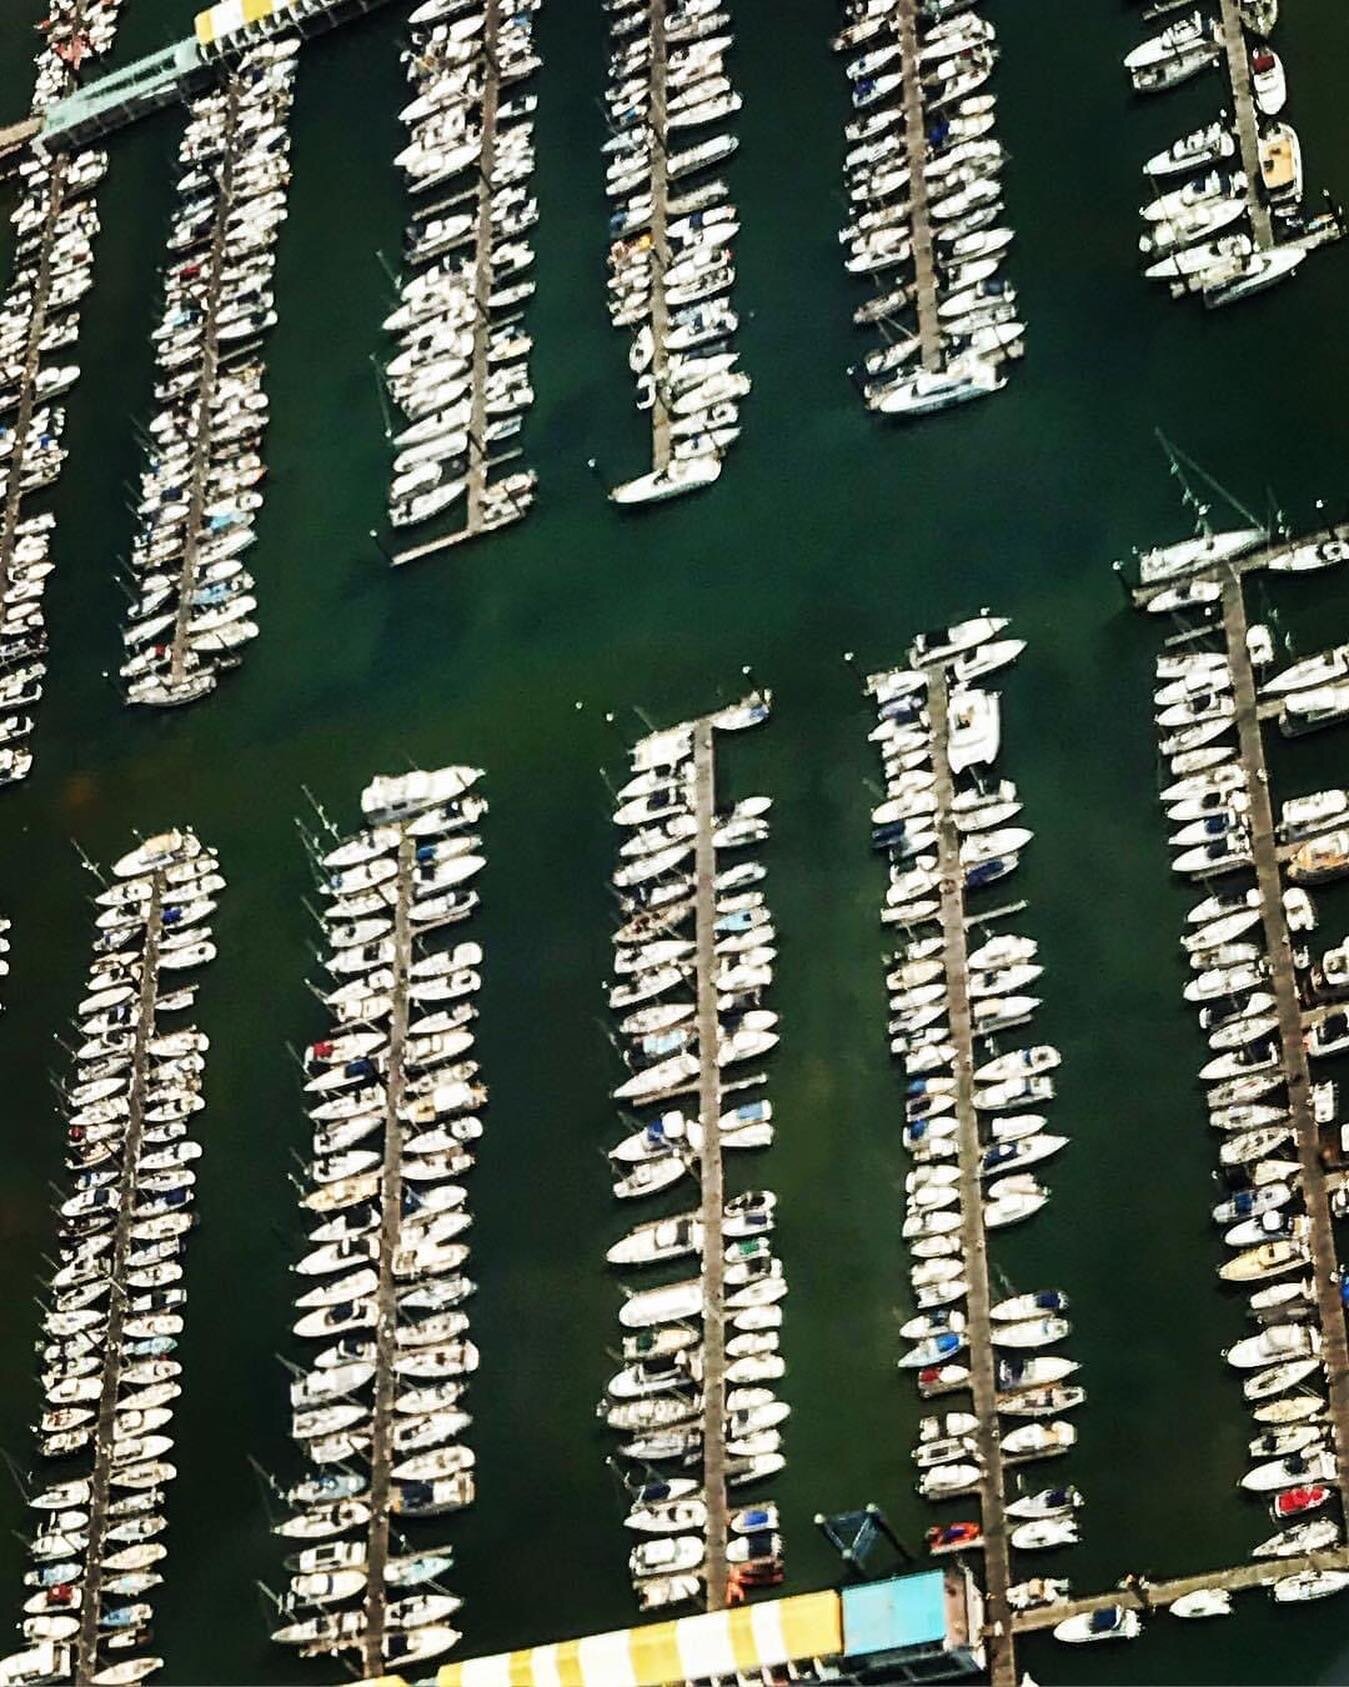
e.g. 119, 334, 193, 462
194, 0, 296, 47
430, 1591, 842, 1687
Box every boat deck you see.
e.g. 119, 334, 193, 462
1012, 1544, 1349, 1631
1218, 0, 1274, 251
162, 78, 244, 691
691, 718, 729, 1611
73, 875, 165, 1683
924, 668, 1015, 1687
896, 0, 943, 372
1220, 577, 1349, 1516
359, 828, 416, 1677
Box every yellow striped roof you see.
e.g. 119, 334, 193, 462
194, 0, 288, 47
433, 1591, 842, 1687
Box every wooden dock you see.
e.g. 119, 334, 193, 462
691, 718, 729, 1611
646, 0, 673, 473
0, 117, 40, 167
895, 0, 942, 373
73, 875, 165, 1685
163, 76, 243, 693
1125, 523, 1349, 609
359, 827, 415, 1678
1012, 1544, 1349, 1631
1217, 0, 1274, 251
925, 670, 1016, 1687
1220, 576, 1349, 1518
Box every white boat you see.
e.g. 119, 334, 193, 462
1125, 9, 1213, 70
1170, 1589, 1231, 1619
1272, 1569, 1349, 1602
1252, 1518, 1341, 1558
1145, 121, 1235, 178
1010, 1517, 1078, 1551
1251, 45, 1286, 115
1137, 527, 1265, 585
610, 455, 721, 506
1053, 1606, 1142, 1643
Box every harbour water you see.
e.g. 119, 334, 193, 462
1, 1, 1348, 1681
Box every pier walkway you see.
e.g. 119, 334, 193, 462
1126, 523, 1349, 609
360, 827, 416, 1678
162, 78, 242, 693
1013, 1544, 1349, 1631
73, 875, 164, 1684
895, 0, 941, 371
645, 1, 673, 475
924, 668, 1015, 1687
1217, 0, 1274, 251
445, 0, 503, 552
691, 718, 728, 1612
1221, 575, 1349, 1517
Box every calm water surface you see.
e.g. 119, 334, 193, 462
0, 2, 1348, 1682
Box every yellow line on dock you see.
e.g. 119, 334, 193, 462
691, 718, 728, 1611
1221, 576, 1349, 1519
925, 669, 1015, 1687
1012, 1545, 1349, 1631
1217, 0, 1274, 251
73, 873, 164, 1685
360, 827, 415, 1677
895, 0, 942, 374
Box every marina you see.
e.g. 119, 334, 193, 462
0, 0, 1345, 1682
603, 694, 785, 1615
383, 0, 541, 563
267, 764, 488, 1675
0, 826, 221, 1687
602, 0, 748, 507
1128, 0, 1345, 306
837, 0, 1022, 417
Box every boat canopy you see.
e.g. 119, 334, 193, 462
433, 1590, 841, 1685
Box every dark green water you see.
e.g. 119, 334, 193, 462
0, 1, 1347, 1682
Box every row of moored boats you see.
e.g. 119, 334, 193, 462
119, 44, 299, 709
383, 0, 540, 539
868, 619, 1098, 1635
1127, 0, 1344, 307
1137, 511, 1349, 1610
838, 0, 1022, 416
604, 695, 786, 1611
0, 0, 124, 785
0, 827, 222, 1687
603, 0, 748, 507
267, 766, 489, 1671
